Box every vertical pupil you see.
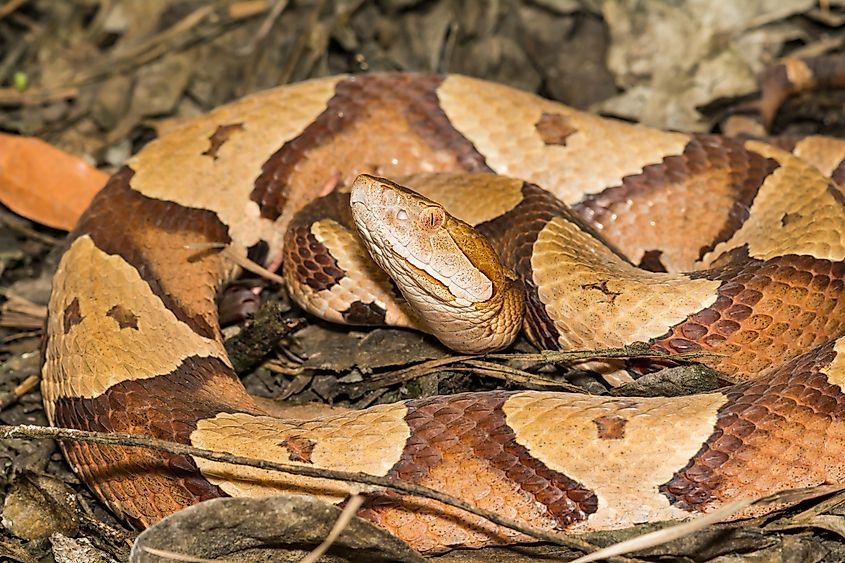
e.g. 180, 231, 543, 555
424, 208, 441, 228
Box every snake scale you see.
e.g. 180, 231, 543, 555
41, 60, 845, 553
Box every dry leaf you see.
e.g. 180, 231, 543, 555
0, 133, 107, 231
2, 472, 78, 540
129, 495, 426, 563
597, 0, 815, 130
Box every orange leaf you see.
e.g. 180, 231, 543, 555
0, 133, 108, 231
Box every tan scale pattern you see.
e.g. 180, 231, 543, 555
573, 136, 779, 273
531, 216, 721, 349
577, 161, 745, 272
821, 338, 845, 392
255, 74, 490, 237
437, 75, 690, 205
503, 391, 728, 529
306, 218, 420, 327
189, 404, 409, 501
358, 392, 600, 552
704, 141, 845, 265
401, 172, 525, 226
127, 77, 343, 258
362, 454, 553, 552
661, 344, 845, 513
793, 135, 845, 177
42, 236, 228, 408
653, 254, 845, 377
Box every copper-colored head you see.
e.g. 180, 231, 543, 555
350, 174, 524, 353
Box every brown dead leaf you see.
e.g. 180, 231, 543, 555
2, 472, 78, 540
0, 134, 107, 231
129, 495, 425, 563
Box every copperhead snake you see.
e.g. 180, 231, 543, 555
40, 62, 845, 554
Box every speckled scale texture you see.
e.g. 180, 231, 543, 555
52, 356, 259, 527
283, 192, 351, 292
654, 253, 845, 376
72, 167, 232, 339
661, 342, 845, 510
249, 73, 490, 222
573, 135, 780, 273
476, 182, 618, 349
361, 392, 598, 551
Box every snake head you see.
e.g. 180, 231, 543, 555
350, 173, 524, 353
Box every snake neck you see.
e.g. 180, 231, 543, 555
475, 182, 723, 355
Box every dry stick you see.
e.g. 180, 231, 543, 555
485, 348, 718, 364
0, 290, 49, 331
0, 374, 39, 411
350, 348, 713, 397
569, 484, 845, 563
0, 0, 269, 107
0, 0, 27, 21
71, 3, 224, 85
0, 424, 641, 562
236, 0, 289, 55
298, 494, 365, 563
0, 85, 79, 106
187, 242, 286, 284
569, 500, 757, 563
277, 0, 327, 85
196, 242, 714, 372
790, 489, 845, 522
346, 356, 483, 395
460, 359, 584, 391
0, 208, 62, 245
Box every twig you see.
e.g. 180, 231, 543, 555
0, 1, 269, 108
0, 0, 27, 22
570, 484, 845, 563
570, 499, 756, 563
0, 290, 48, 330
343, 346, 713, 398
0, 423, 635, 560
277, 0, 326, 85
342, 356, 479, 396
484, 347, 718, 364
0, 85, 79, 106
187, 242, 286, 285
298, 493, 365, 563
0, 207, 62, 245
460, 359, 583, 390
236, 0, 289, 55
0, 374, 39, 411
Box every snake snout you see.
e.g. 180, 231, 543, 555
350, 173, 379, 207
350, 173, 400, 209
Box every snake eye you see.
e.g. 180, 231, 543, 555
397, 209, 409, 221
420, 206, 445, 230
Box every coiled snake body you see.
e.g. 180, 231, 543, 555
41, 71, 845, 553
